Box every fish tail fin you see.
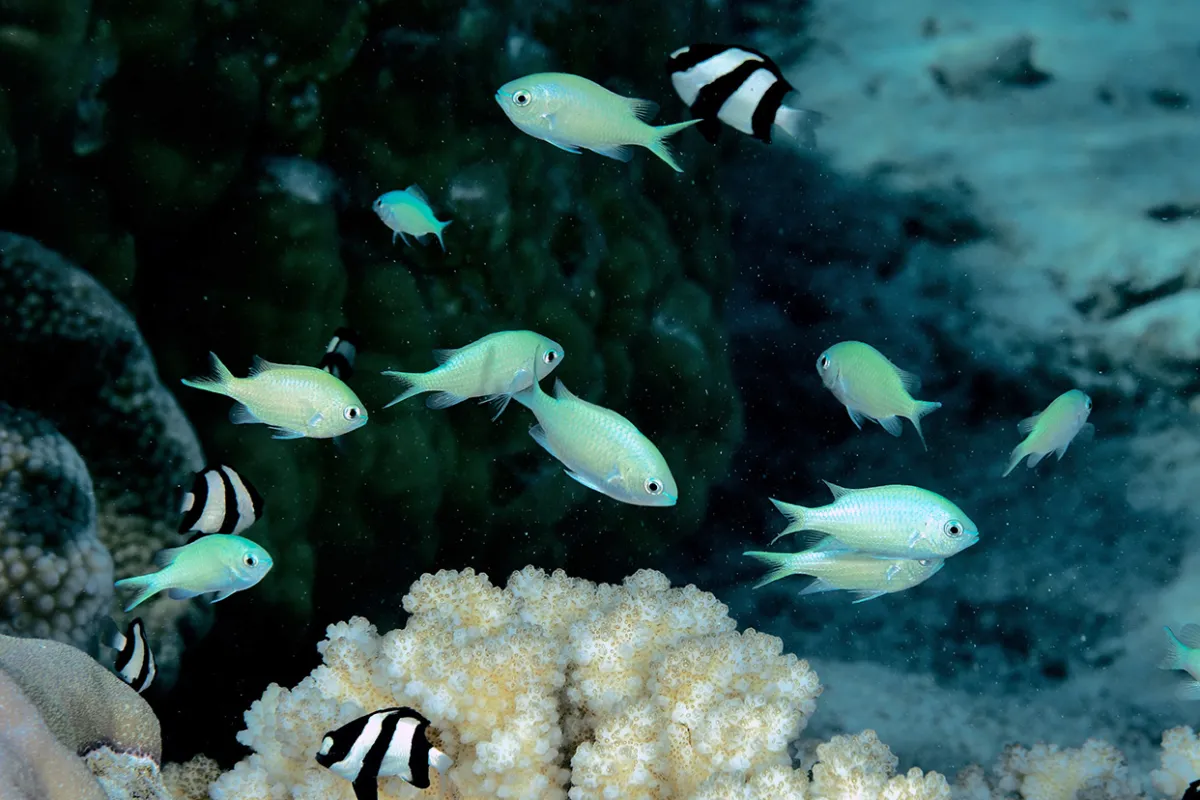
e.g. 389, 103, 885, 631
380, 371, 426, 409
98, 617, 125, 651
1002, 443, 1027, 478
742, 551, 798, 589
1159, 626, 1189, 671
647, 119, 702, 173
180, 352, 235, 396
435, 219, 452, 252
113, 575, 160, 613
909, 401, 942, 450
774, 101, 827, 149
768, 498, 809, 544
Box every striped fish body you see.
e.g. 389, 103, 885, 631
103, 617, 156, 693
743, 550, 944, 603
180, 465, 263, 536
318, 327, 359, 381
770, 482, 978, 559
514, 378, 676, 507
667, 43, 823, 147
316, 707, 453, 796
1003, 389, 1093, 477
181, 353, 367, 439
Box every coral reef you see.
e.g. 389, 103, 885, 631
0, 232, 207, 684
162, 755, 224, 800
210, 566, 821, 799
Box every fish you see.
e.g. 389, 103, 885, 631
495, 72, 701, 172
318, 327, 359, 381
181, 352, 368, 440
372, 186, 452, 251
1002, 389, 1094, 477
113, 534, 274, 612
99, 617, 156, 693
1159, 624, 1200, 700
315, 707, 454, 798
816, 341, 943, 449
742, 549, 944, 603
179, 465, 264, 536
1185, 779, 1200, 800
513, 369, 677, 507
382, 330, 564, 419
667, 43, 824, 147
768, 481, 978, 559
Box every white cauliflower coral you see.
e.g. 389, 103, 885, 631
1151, 727, 1200, 799
209, 566, 823, 800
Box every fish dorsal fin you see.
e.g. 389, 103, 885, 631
626, 97, 659, 121
822, 480, 853, 500
1178, 624, 1200, 649
553, 379, 578, 402
405, 184, 430, 205
153, 545, 184, 568
432, 347, 459, 365
249, 356, 279, 377
1017, 413, 1041, 435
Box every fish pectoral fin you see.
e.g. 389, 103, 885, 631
877, 415, 904, 437
307, 412, 324, 428
480, 392, 514, 421
351, 773, 380, 800
851, 590, 887, 604
885, 564, 901, 582
589, 143, 634, 163
229, 403, 262, 425
564, 469, 609, 496
400, 231, 414, 246
270, 426, 306, 440
208, 588, 237, 604
906, 530, 925, 549
1077, 422, 1096, 442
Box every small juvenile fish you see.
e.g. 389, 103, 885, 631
667, 43, 824, 147
373, 186, 452, 251
1159, 624, 1200, 700
816, 341, 942, 449
181, 352, 368, 440
1003, 389, 1094, 477
513, 373, 677, 507
742, 549, 944, 603
382, 330, 564, 420
769, 481, 978, 559
114, 534, 274, 611
316, 707, 453, 798
495, 72, 701, 172
318, 327, 359, 381
100, 617, 156, 693
179, 465, 263, 536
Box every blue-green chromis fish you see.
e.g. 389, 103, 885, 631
181, 353, 368, 440
373, 185, 452, 251
382, 330, 564, 419
1003, 389, 1094, 477
816, 341, 942, 449
114, 534, 273, 611
769, 481, 978, 559
495, 72, 701, 172
742, 549, 944, 603
513, 374, 677, 507
1159, 625, 1200, 700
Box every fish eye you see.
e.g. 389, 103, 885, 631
818, 354, 830, 370
1084, 396, 1092, 409
344, 406, 361, 421
944, 520, 963, 537
645, 478, 663, 495
542, 349, 559, 365
244, 554, 258, 568
513, 90, 531, 106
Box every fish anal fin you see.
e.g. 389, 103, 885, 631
167, 587, 202, 600
590, 143, 634, 163
565, 469, 608, 496
851, 590, 886, 604
1054, 440, 1072, 460
270, 426, 306, 440
877, 415, 904, 437
1178, 624, 1200, 649
770, 529, 828, 549
545, 137, 582, 154
822, 480, 853, 500
845, 404, 866, 430
229, 403, 261, 425
405, 184, 430, 204
798, 578, 836, 597
425, 391, 467, 410
1017, 413, 1041, 435
209, 588, 237, 604
626, 97, 659, 121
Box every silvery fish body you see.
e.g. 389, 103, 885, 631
514, 376, 677, 507
743, 549, 944, 603
769, 481, 978, 559
373, 185, 452, 250
113, 534, 274, 611
1003, 389, 1094, 477
181, 352, 368, 440
816, 340, 942, 449
495, 72, 700, 172
382, 330, 564, 419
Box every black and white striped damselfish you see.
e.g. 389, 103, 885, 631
315, 707, 453, 799
318, 327, 359, 381
101, 617, 156, 693
667, 43, 824, 147
179, 465, 264, 536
